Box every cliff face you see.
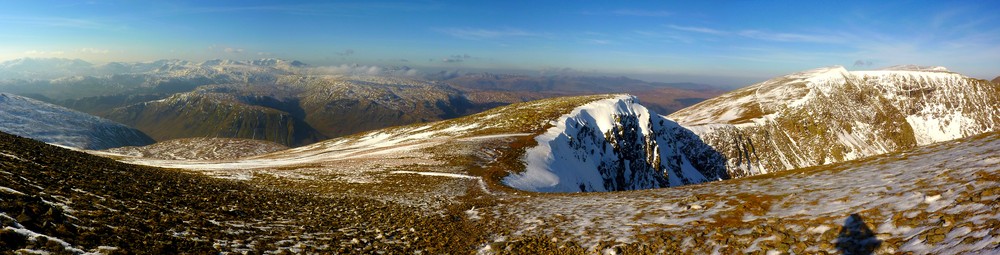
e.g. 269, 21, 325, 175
669, 66, 1000, 177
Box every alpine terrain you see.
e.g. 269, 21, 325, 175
4, 1, 998, 254
669, 66, 1000, 177
0, 93, 154, 150
0, 58, 721, 147
2, 90, 998, 254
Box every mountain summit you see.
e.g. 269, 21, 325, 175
669, 66, 1000, 177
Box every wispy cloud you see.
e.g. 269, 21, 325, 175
667, 25, 727, 35
0, 16, 116, 30
24, 50, 65, 55
223, 47, 244, 54
436, 27, 540, 40
632, 30, 696, 44
79, 48, 110, 54
181, 2, 441, 16
612, 9, 672, 17
336, 49, 355, 57
442, 54, 472, 63
666, 24, 845, 44
738, 30, 845, 43
585, 39, 612, 45
303, 64, 418, 76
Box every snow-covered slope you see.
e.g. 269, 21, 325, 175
504, 95, 725, 192
104, 95, 616, 185
0, 93, 154, 149
669, 66, 1000, 177
103, 137, 288, 160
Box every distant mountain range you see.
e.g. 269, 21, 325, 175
437, 72, 724, 114
0, 58, 722, 146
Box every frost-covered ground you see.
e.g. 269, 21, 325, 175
103, 137, 288, 160
0, 93, 154, 150
667, 66, 1000, 176
493, 132, 1000, 254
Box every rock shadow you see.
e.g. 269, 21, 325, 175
835, 213, 882, 255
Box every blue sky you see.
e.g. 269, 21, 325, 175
1, 0, 998, 86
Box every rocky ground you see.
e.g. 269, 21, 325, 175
493, 132, 1000, 254
103, 137, 288, 160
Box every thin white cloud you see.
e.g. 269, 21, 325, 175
23, 50, 65, 55
667, 25, 727, 35
667, 24, 843, 44
181, 2, 441, 16
0, 16, 116, 30
223, 47, 244, 54
436, 27, 540, 40
79, 48, 110, 54
336, 49, 355, 56
632, 30, 696, 44
612, 9, 671, 17
585, 39, 612, 45
738, 30, 846, 43
302, 64, 418, 76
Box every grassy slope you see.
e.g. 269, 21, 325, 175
0, 131, 491, 254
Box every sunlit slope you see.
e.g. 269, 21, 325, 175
103, 137, 288, 160
669, 66, 1000, 177
0, 131, 490, 254
0, 93, 154, 150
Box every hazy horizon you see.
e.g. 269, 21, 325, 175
2, 0, 999, 87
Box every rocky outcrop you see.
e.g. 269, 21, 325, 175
504, 95, 726, 192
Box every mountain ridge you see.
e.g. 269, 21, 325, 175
669, 66, 1000, 177
0, 93, 154, 150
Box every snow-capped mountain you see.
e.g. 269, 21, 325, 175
504, 95, 725, 192
0, 58, 93, 80
0, 58, 301, 106
0, 93, 154, 149
0, 58, 302, 82
668, 66, 1000, 177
